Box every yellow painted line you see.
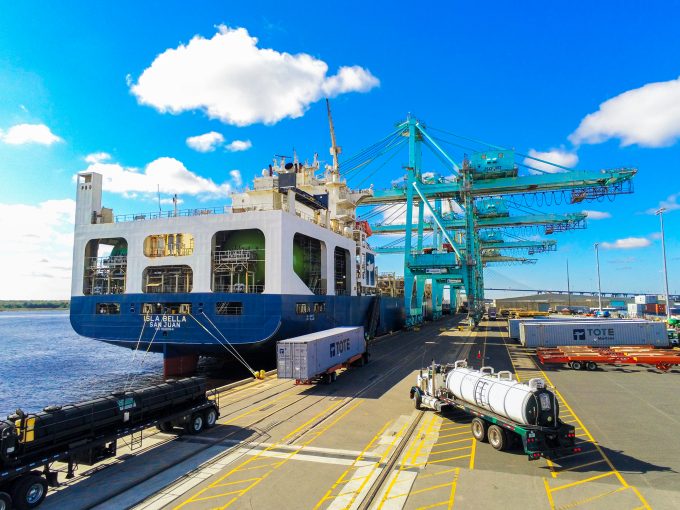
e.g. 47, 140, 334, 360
563, 485, 629, 508
407, 482, 453, 496
545, 458, 557, 478
543, 477, 556, 510
447, 468, 460, 510
173, 398, 351, 509
438, 424, 469, 431
437, 430, 471, 439
232, 461, 283, 472
550, 471, 615, 492
217, 401, 363, 510
435, 437, 473, 447
430, 445, 472, 455
211, 477, 260, 488
502, 337, 652, 510
312, 418, 393, 509
377, 414, 437, 509
554, 458, 606, 474
416, 453, 470, 466
469, 439, 476, 470
416, 467, 459, 480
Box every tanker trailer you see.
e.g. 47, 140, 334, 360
410, 360, 578, 460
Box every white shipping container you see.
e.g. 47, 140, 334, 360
627, 303, 646, 318
519, 321, 667, 348
635, 295, 658, 305
509, 317, 647, 340
277, 327, 366, 381
508, 318, 555, 339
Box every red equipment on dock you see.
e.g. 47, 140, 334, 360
536, 346, 680, 372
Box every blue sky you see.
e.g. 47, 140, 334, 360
1, 0, 678, 299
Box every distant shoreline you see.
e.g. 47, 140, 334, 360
0, 301, 70, 312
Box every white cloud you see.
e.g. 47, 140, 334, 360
570, 75, 680, 147
225, 139, 252, 152
600, 237, 651, 249
0, 199, 75, 299
645, 192, 680, 214
85, 152, 112, 164
81, 156, 234, 198
648, 232, 662, 240
229, 170, 242, 187
186, 131, 225, 152
523, 148, 578, 174
159, 197, 184, 205
377, 200, 462, 227
0, 123, 62, 145
582, 210, 612, 220
130, 25, 379, 126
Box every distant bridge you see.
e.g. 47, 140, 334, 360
484, 288, 680, 300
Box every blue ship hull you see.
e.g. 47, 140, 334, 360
70, 293, 405, 359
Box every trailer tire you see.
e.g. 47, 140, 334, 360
186, 413, 204, 435
0, 492, 11, 510
324, 373, 333, 384
157, 421, 174, 433
204, 407, 218, 428
10, 473, 47, 510
414, 392, 422, 411
488, 425, 507, 451
586, 361, 597, 371
471, 418, 488, 442
570, 361, 583, 370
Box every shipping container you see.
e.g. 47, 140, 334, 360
519, 321, 668, 348
635, 295, 658, 305
277, 327, 366, 383
509, 317, 647, 340
610, 300, 626, 309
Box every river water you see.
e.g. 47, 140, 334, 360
0, 311, 164, 417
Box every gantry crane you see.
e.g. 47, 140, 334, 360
347, 115, 635, 327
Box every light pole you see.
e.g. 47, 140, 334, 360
594, 243, 602, 311
656, 208, 671, 321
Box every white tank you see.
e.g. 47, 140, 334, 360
445, 361, 558, 426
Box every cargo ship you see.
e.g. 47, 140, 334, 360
70, 145, 405, 376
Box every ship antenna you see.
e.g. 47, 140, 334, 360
157, 184, 162, 213
326, 98, 341, 173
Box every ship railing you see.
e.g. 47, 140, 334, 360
143, 285, 193, 294
86, 255, 128, 269
115, 206, 232, 223
213, 249, 265, 264
212, 284, 264, 294
146, 247, 194, 258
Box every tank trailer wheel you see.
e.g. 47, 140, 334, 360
204, 408, 218, 428
570, 361, 583, 370
10, 473, 47, 510
586, 361, 597, 371
186, 413, 204, 435
471, 417, 488, 442
488, 425, 507, 451
413, 392, 422, 411
0, 492, 11, 510
157, 421, 174, 433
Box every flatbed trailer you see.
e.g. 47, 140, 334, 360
537, 346, 680, 372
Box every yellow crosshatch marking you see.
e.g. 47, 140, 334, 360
173, 399, 361, 509
502, 337, 652, 510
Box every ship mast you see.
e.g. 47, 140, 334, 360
326, 98, 341, 173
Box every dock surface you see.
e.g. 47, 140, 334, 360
42, 317, 680, 509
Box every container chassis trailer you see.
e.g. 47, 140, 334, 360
0, 377, 219, 510
409, 362, 578, 461
537, 346, 680, 372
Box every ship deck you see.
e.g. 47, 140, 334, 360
41, 317, 680, 509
